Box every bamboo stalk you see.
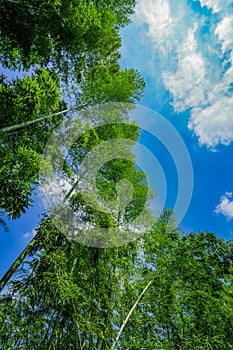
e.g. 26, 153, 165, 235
1, 104, 87, 133
110, 280, 153, 350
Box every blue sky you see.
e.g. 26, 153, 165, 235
120, 0, 233, 238
1, 0, 233, 278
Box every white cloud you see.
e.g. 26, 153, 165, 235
188, 15, 233, 147
215, 16, 233, 54
134, 0, 174, 56
134, 0, 233, 148
23, 229, 37, 239
215, 192, 233, 220
134, 0, 195, 58
40, 175, 78, 213
162, 25, 207, 112
135, 0, 172, 32
200, 0, 232, 13
189, 97, 233, 147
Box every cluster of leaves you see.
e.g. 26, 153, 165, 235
0, 216, 139, 349
0, 0, 135, 80
122, 226, 233, 349
0, 0, 144, 222
1, 214, 233, 349
0, 68, 61, 219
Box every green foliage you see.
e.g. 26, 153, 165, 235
0, 0, 131, 76
38, 119, 153, 247
0, 68, 62, 219
92, 0, 136, 27
120, 229, 233, 350
0, 0, 145, 223
0, 69, 60, 124
0, 218, 139, 349
0, 68, 61, 219
0, 145, 39, 218
1, 218, 233, 349
1, 2, 232, 350
0, 68, 61, 133
81, 66, 145, 104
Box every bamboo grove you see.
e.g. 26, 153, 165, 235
0, 1, 233, 349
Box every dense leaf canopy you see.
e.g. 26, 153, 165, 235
0, 1, 233, 350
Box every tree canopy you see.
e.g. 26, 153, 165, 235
0, 1, 233, 349
0, 0, 144, 223
1, 217, 233, 349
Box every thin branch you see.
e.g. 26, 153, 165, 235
1, 104, 87, 133
0, 173, 83, 292
72, 298, 85, 350
0, 104, 88, 292
47, 309, 63, 350
110, 280, 153, 350
70, 257, 85, 349
0, 236, 37, 292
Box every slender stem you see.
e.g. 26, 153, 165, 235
71, 256, 84, 348
47, 309, 63, 350
1, 104, 87, 133
72, 298, 84, 350
0, 104, 88, 292
0, 176, 81, 293
110, 280, 153, 350
0, 236, 37, 292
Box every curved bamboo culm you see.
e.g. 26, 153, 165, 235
1, 104, 88, 133
0, 235, 37, 292
0, 103, 88, 292
110, 280, 153, 350
0, 178, 81, 293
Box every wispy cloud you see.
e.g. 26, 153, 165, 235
135, 0, 174, 56
23, 229, 37, 239
200, 0, 232, 13
133, 0, 233, 148
215, 192, 233, 220
162, 24, 206, 112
